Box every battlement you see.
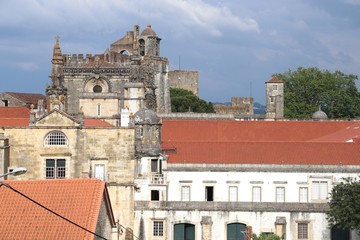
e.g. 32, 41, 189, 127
214, 97, 254, 115
63, 53, 131, 67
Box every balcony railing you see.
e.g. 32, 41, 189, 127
151, 173, 166, 185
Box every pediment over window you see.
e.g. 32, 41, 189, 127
34, 109, 81, 127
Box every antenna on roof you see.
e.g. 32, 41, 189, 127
250, 81, 252, 98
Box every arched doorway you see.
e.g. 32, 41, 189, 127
227, 223, 247, 240
331, 225, 349, 240
174, 223, 195, 240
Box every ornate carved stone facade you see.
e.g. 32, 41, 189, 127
46, 25, 171, 126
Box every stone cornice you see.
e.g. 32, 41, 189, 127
135, 201, 329, 212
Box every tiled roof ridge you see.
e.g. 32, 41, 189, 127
85, 180, 106, 234
4, 178, 106, 222
5, 91, 45, 95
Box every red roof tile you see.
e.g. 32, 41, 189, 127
163, 141, 360, 165
5, 92, 46, 107
0, 179, 114, 239
162, 120, 360, 165
266, 76, 283, 83
83, 118, 114, 127
162, 120, 356, 142
0, 107, 30, 126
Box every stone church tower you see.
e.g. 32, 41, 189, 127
46, 25, 170, 126
265, 76, 284, 119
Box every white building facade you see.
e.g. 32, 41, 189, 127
134, 119, 360, 240
135, 163, 360, 240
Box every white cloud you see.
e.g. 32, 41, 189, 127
343, 0, 360, 5
0, 0, 259, 37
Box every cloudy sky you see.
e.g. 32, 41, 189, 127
1, 0, 359, 104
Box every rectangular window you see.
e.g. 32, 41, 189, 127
97, 104, 101, 117
229, 186, 238, 201
312, 181, 328, 200
181, 186, 190, 201
151, 190, 160, 201
94, 164, 105, 181
252, 186, 261, 202
153, 221, 163, 236
151, 159, 158, 172
276, 187, 285, 202
205, 186, 214, 201
298, 223, 308, 239
299, 187, 308, 203
273, 85, 278, 90
46, 159, 65, 179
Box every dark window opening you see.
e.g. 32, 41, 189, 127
139, 39, 145, 56
93, 85, 102, 93
151, 190, 160, 201
151, 159, 158, 172
2, 100, 8, 107
120, 50, 129, 55
205, 186, 214, 201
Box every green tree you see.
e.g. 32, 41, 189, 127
170, 88, 215, 113
253, 233, 281, 240
327, 177, 360, 231
275, 67, 360, 119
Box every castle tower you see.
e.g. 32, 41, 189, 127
46, 36, 67, 112
138, 25, 161, 57
265, 76, 284, 119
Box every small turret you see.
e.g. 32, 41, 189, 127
46, 36, 67, 112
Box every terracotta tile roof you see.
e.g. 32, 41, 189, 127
0, 107, 30, 126
162, 120, 356, 142
0, 178, 114, 240
310, 122, 360, 142
5, 92, 46, 107
83, 118, 114, 127
266, 75, 283, 83
163, 141, 360, 165
162, 120, 360, 165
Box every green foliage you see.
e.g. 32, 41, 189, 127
170, 88, 215, 113
327, 177, 360, 230
275, 67, 360, 119
253, 233, 281, 240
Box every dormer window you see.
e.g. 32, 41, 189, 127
44, 131, 68, 146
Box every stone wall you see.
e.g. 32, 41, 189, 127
0, 93, 25, 107
0, 126, 135, 238
214, 97, 253, 116
168, 70, 199, 95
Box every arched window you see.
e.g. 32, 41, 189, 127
93, 85, 103, 93
44, 131, 68, 146
120, 50, 129, 55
